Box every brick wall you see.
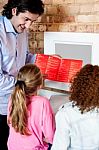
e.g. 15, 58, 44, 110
0, 0, 99, 53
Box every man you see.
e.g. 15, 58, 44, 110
0, 0, 44, 149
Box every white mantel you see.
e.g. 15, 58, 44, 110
44, 32, 99, 66
38, 32, 99, 99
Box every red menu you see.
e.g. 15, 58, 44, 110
35, 54, 83, 83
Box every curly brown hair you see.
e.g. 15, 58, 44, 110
69, 64, 99, 113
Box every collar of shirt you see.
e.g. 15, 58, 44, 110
3, 17, 17, 35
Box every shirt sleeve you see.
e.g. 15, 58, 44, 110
0, 41, 15, 93
7, 97, 12, 126
42, 99, 56, 144
25, 31, 36, 64
51, 110, 70, 150
25, 52, 37, 64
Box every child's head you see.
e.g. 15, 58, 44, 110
16, 63, 43, 96
10, 64, 43, 135
69, 64, 99, 113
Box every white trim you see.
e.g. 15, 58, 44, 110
44, 32, 99, 65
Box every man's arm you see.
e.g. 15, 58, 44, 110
0, 41, 15, 94
25, 51, 36, 64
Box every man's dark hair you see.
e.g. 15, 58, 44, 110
2, 0, 44, 19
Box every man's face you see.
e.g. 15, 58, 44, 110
10, 8, 39, 33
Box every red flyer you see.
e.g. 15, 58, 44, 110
35, 54, 83, 82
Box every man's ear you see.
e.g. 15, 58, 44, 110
12, 8, 17, 16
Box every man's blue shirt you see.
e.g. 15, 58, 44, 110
0, 16, 35, 114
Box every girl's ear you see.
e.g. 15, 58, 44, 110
12, 8, 17, 16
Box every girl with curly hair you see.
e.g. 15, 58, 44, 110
51, 64, 99, 150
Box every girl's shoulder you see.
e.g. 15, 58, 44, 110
58, 101, 73, 112
32, 95, 48, 100
30, 95, 50, 105
57, 101, 81, 119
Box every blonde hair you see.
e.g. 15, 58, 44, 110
9, 64, 43, 135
